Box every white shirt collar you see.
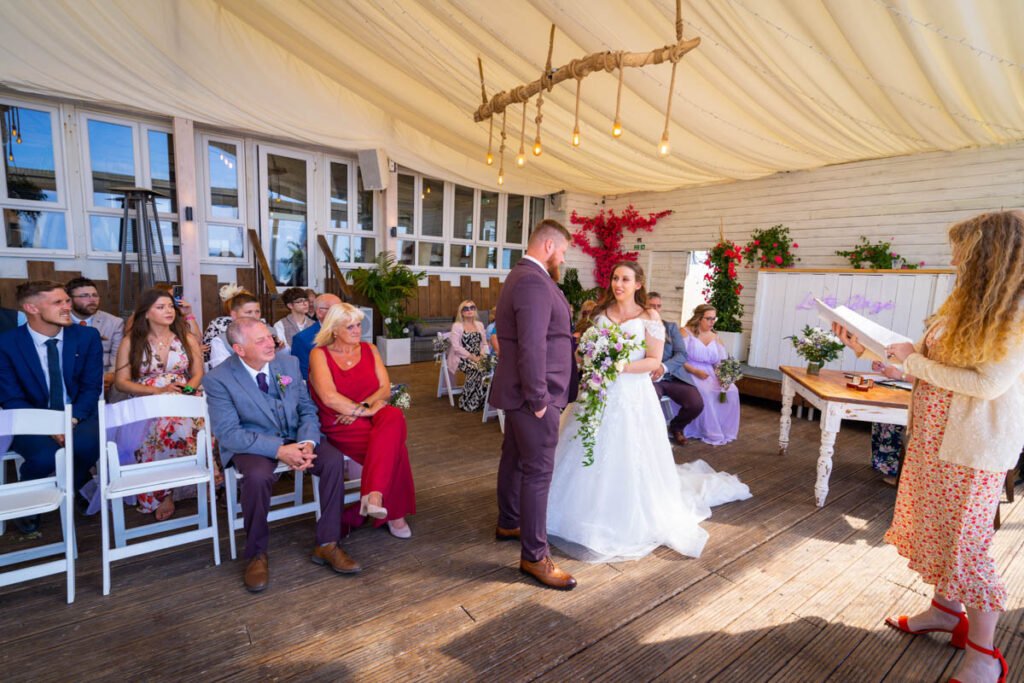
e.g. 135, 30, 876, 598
240, 359, 271, 385
27, 324, 64, 348
521, 254, 547, 273
71, 313, 92, 325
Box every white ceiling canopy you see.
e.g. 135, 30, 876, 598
0, 0, 1021, 196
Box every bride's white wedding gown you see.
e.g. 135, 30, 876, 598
547, 315, 751, 562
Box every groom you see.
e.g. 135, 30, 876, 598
490, 219, 577, 590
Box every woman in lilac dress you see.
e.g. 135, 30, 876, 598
681, 304, 740, 446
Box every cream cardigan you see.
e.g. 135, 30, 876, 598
862, 328, 1024, 472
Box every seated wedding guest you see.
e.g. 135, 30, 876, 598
205, 318, 359, 592
273, 287, 313, 350
304, 288, 318, 321
647, 293, 704, 446
202, 283, 248, 361
208, 292, 263, 368
113, 288, 205, 521
0, 281, 103, 532
66, 277, 124, 393
485, 307, 499, 357
574, 299, 598, 340
679, 304, 740, 446
291, 293, 341, 381
152, 283, 201, 340
869, 360, 913, 485
308, 303, 415, 539
449, 300, 491, 412
0, 298, 21, 332
835, 210, 1024, 683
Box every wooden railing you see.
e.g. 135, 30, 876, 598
247, 229, 279, 316
316, 234, 354, 301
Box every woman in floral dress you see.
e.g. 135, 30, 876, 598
835, 210, 1024, 683
448, 300, 490, 412
114, 289, 204, 521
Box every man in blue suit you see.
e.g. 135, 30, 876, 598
648, 293, 704, 445
0, 281, 104, 530
206, 317, 358, 593
291, 292, 340, 381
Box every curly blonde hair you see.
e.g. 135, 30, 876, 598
931, 210, 1024, 366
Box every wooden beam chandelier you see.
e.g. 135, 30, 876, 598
475, 1, 699, 185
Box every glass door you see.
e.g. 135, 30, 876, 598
258, 145, 314, 287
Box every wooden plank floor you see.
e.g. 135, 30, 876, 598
1, 361, 1022, 681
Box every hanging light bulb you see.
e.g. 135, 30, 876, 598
572, 125, 581, 147
516, 151, 526, 167
532, 135, 543, 156
612, 52, 625, 139
612, 120, 623, 138
497, 165, 505, 185
485, 115, 494, 165
658, 133, 671, 156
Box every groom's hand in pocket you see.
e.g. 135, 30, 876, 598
534, 406, 547, 419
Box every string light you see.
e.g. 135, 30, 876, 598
659, 56, 679, 157
612, 52, 624, 138
497, 109, 507, 185
485, 116, 494, 165
516, 102, 526, 167
571, 77, 582, 147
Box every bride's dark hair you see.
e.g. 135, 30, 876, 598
593, 261, 648, 317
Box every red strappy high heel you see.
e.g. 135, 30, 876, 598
884, 599, 969, 649
949, 638, 1008, 683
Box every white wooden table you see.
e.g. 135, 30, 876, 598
778, 366, 911, 507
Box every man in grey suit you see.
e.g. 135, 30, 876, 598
204, 318, 359, 593
490, 220, 577, 590
648, 293, 704, 445
66, 277, 124, 392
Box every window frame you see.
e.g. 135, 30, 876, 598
79, 110, 180, 260
0, 96, 72, 255
196, 132, 248, 264
321, 154, 379, 267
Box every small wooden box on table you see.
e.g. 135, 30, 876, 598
778, 366, 911, 507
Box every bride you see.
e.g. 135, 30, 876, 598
548, 261, 750, 562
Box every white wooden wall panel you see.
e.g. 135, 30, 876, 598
600, 141, 1023, 333
749, 271, 955, 372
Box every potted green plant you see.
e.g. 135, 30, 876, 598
349, 251, 425, 366
557, 267, 602, 319
835, 236, 924, 270
703, 240, 749, 360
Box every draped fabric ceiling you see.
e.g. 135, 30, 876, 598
1, 0, 1022, 196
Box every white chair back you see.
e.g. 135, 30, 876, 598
435, 332, 464, 406
0, 405, 76, 603
97, 394, 220, 595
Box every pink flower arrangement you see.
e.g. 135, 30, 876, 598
275, 374, 293, 394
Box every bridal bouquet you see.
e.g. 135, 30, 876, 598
388, 383, 411, 410
714, 358, 743, 402
477, 354, 498, 374
574, 323, 645, 467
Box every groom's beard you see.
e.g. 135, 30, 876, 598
546, 259, 561, 281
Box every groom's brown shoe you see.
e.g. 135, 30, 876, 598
244, 553, 269, 593
520, 556, 577, 590
311, 542, 362, 574
495, 525, 520, 541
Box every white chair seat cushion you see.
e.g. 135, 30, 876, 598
108, 462, 212, 497
0, 485, 63, 520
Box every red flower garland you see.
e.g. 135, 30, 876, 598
569, 205, 672, 287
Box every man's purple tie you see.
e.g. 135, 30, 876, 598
256, 372, 269, 393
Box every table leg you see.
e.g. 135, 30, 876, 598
814, 402, 843, 507
779, 375, 794, 456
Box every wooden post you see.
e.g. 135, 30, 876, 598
172, 118, 201, 320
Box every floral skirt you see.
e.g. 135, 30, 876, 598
883, 381, 1006, 611
870, 423, 903, 476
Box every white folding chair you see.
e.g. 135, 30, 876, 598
98, 395, 220, 595
0, 449, 25, 536
660, 395, 676, 423
481, 370, 505, 432
224, 440, 362, 560
435, 332, 463, 406
0, 406, 76, 603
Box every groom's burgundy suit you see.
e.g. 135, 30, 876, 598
490, 257, 574, 562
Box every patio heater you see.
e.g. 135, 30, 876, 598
111, 186, 172, 317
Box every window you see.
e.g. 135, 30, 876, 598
0, 101, 69, 251
394, 168, 542, 271
323, 158, 377, 267
201, 136, 246, 259
83, 113, 178, 257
